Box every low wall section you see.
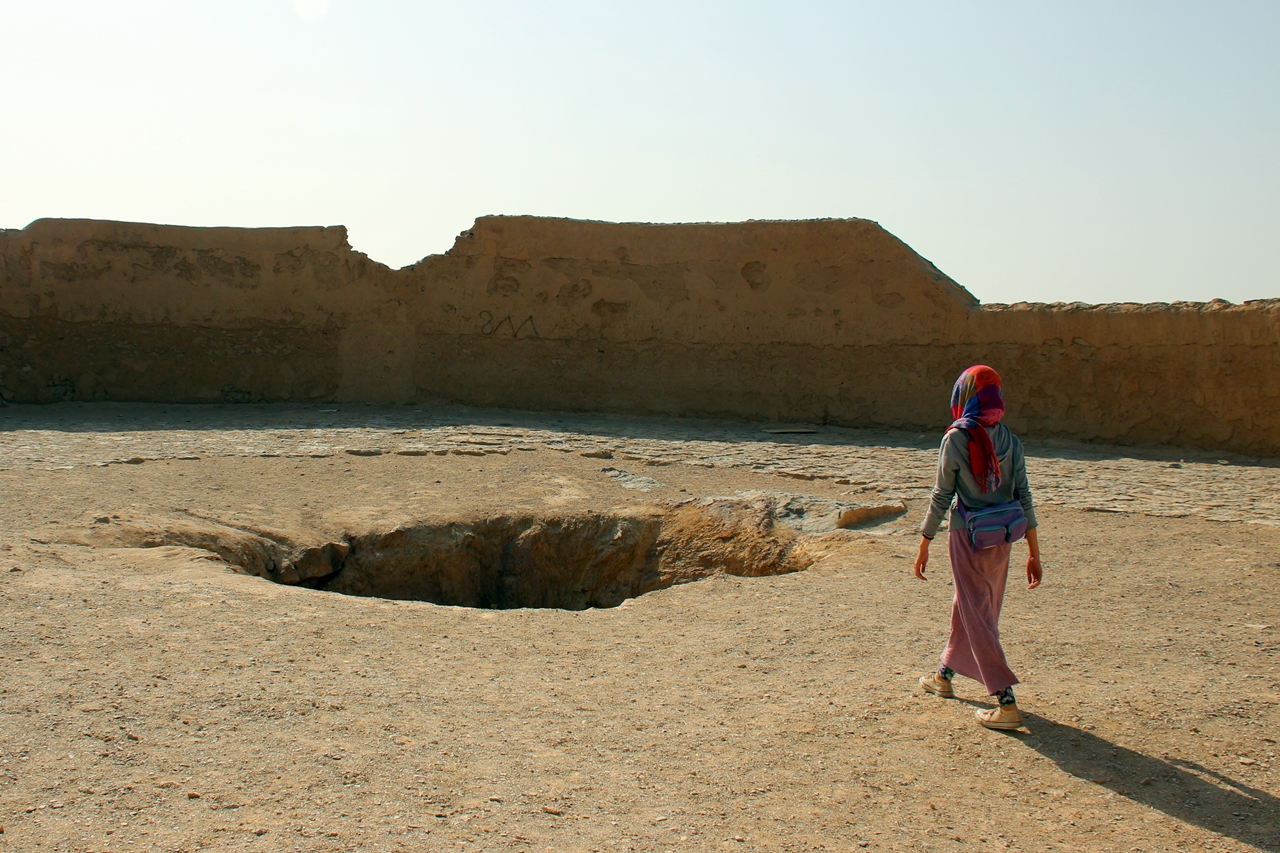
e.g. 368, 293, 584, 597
2, 216, 1277, 456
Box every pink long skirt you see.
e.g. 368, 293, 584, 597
941, 530, 1019, 694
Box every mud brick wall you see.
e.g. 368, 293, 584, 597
2, 216, 1276, 456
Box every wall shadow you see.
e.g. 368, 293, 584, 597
1009, 711, 1278, 851
2, 402, 1276, 468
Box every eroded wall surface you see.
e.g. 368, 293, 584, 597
2, 216, 1277, 456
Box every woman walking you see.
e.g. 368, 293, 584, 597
914, 365, 1042, 730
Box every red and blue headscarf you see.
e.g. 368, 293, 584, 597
949, 365, 1005, 493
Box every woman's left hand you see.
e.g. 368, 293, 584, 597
914, 537, 930, 580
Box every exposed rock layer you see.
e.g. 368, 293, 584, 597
65, 497, 819, 610
2, 216, 1276, 455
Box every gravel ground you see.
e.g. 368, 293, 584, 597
1, 403, 1277, 853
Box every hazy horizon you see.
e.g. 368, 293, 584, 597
3, 1, 1277, 305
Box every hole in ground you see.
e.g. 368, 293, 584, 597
93, 498, 819, 610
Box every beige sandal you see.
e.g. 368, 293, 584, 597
975, 706, 1023, 730
919, 673, 955, 698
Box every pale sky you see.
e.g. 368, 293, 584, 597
3, 1, 1277, 304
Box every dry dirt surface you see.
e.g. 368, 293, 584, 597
1, 403, 1277, 853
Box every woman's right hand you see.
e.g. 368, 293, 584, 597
1026, 553, 1043, 589
914, 537, 930, 580
1025, 527, 1043, 589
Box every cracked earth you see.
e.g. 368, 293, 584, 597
1, 403, 1277, 852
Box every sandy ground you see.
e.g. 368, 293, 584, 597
1, 403, 1277, 853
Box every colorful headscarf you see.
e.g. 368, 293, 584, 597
949, 365, 1005, 493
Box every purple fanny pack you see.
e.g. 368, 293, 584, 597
954, 499, 1028, 549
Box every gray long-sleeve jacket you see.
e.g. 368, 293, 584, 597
919, 423, 1038, 539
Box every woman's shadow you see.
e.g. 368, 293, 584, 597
983, 707, 1278, 851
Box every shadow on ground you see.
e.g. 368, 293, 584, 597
1013, 712, 1278, 851
2, 402, 1273, 466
